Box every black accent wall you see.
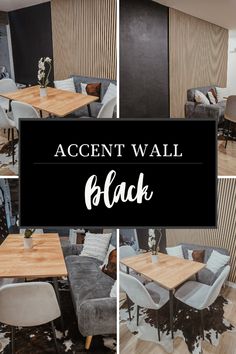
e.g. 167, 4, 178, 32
9, 2, 53, 86
120, 0, 169, 118
137, 229, 167, 253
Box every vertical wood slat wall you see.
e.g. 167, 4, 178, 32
51, 0, 116, 80
169, 8, 228, 118
166, 179, 236, 282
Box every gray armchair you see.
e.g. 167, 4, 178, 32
185, 85, 226, 125
178, 243, 230, 286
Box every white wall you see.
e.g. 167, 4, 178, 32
227, 30, 236, 94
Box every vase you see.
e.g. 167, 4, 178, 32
39, 87, 47, 97
24, 237, 33, 249
151, 254, 158, 263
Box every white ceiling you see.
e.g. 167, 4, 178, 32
0, 0, 50, 12
154, 0, 236, 30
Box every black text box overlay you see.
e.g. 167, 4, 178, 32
20, 119, 217, 228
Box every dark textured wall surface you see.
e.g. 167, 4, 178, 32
120, 0, 169, 118
9, 2, 53, 85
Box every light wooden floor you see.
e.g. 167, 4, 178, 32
120, 285, 236, 354
218, 140, 236, 176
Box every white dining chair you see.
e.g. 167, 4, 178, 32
120, 272, 169, 341
97, 97, 117, 118
81, 97, 117, 118
174, 265, 230, 340
11, 101, 40, 129
0, 79, 18, 112
0, 105, 17, 165
0, 282, 61, 353
120, 245, 147, 284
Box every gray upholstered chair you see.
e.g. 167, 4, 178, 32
185, 86, 225, 124
178, 243, 230, 286
0, 282, 61, 353
174, 265, 230, 340
224, 95, 236, 148
120, 272, 169, 341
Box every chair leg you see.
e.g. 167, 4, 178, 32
126, 294, 132, 321
137, 305, 140, 326
85, 336, 93, 350
11, 128, 15, 166
225, 120, 230, 148
200, 310, 204, 340
51, 321, 60, 354
155, 310, 161, 341
8, 129, 10, 141
11, 326, 15, 354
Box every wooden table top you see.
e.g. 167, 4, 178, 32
0, 233, 68, 278
120, 252, 205, 290
0, 85, 98, 117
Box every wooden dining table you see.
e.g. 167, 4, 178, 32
0, 85, 99, 117
120, 252, 205, 339
0, 233, 68, 328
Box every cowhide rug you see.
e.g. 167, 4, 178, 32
0, 282, 116, 353
120, 296, 234, 354
0, 138, 18, 175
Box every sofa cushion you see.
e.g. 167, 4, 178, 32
187, 86, 216, 102
166, 245, 184, 258
188, 249, 205, 263
206, 250, 230, 274
71, 74, 116, 100
207, 88, 217, 104
195, 90, 210, 105
102, 248, 117, 280
81, 82, 101, 101
180, 243, 229, 263
54, 78, 76, 92
66, 255, 114, 303
197, 268, 216, 285
80, 232, 111, 262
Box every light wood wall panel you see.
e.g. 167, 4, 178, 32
169, 8, 228, 117
167, 179, 236, 283
51, 0, 116, 80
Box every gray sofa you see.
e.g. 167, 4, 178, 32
63, 233, 116, 349
179, 243, 230, 285
70, 74, 117, 118
185, 86, 226, 124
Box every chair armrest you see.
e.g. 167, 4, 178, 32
78, 297, 116, 336
62, 243, 83, 258
185, 101, 196, 118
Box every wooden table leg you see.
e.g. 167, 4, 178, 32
169, 289, 174, 339
85, 336, 93, 350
